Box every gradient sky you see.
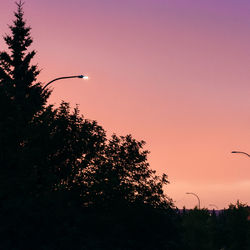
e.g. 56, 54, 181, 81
1, 0, 250, 209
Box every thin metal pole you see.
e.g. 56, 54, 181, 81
186, 192, 200, 209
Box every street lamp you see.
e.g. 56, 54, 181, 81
231, 151, 250, 158
42, 75, 88, 91
186, 192, 200, 209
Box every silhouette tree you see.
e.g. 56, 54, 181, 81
26, 102, 106, 196
0, 1, 50, 174
181, 208, 215, 250
81, 134, 173, 209
216, 201, 250, 250
0, 3, 179, 249
0, 1, 49, 115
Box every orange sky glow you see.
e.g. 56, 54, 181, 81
1, 0, 250, 209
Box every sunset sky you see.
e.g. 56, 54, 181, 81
1, 0, 250, 209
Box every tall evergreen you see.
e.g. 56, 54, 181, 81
0, 1, 50, 194
0, 1, 49, 123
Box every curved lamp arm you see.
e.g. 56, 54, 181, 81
231, 151, 250, 158
186, 192, 200, 209
42, 75, 88, 91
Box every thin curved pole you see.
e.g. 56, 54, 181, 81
42, 75, 87, 91
231, 151, 250, 158
186, 192, 200, 209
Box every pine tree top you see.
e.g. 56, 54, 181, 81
0, 1, 50, 122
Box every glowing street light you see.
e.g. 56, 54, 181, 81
186, 192, 201, 209
42, 74, 88, 91
231, 151, 250, 158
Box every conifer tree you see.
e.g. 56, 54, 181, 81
0, 2, 51, 198
0, 1, 49, 123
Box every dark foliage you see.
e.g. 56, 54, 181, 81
215, 201, 250, 250
1, 2, 250, 250
81, 134, 173, 209
0, 1, 50, 177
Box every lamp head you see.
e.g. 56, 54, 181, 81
78, 75, 88, 79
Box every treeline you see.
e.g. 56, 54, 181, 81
1, 199, 250, 249
0, 2, 250, 249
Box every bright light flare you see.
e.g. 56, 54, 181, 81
78, 75, 89, 80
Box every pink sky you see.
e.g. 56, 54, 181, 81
1, 0, 250, 209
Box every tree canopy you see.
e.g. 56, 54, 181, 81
0, 1, 172, 211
